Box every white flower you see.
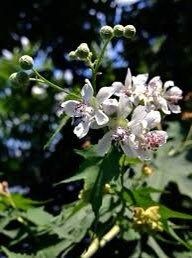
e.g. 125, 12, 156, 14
112, 68, 147, 105
61, 79, 119, 138
147, 77, 182, 114
97, 105, 167, 160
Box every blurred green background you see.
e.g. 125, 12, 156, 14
0, 0, 192, 257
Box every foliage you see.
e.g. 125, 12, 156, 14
0, 1, 192, 258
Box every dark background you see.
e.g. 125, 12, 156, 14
0, 0, 192, 257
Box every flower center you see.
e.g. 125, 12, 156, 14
75, 103, 94, 116
143, 132, 164, 151
112, 127, 129, 142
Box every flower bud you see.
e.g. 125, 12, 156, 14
19, 55, 34, 70
123, 25, 136, 39
9, 73, 19, 86
142, 164, 154, 176
113, 25, 124, 37
100, 26, 114, 40
76, 43, 90, 60
68, 51, 77, 60
16, 71, 29, 85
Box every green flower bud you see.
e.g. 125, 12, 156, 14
76, 43, 90, 60
100, 26, 114, 40
19, 55, 34, 70
123, 25, 136, 39
9, 73, 19, 86
113, 25, 124, 37
68, 51, 77, 60
16, 71, 29, 85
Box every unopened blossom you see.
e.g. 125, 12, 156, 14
97, 104, 167, 159
61, 79, 119, 138
147, 77, 183, 114
112, 68, 147, 105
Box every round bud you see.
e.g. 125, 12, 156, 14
142, 164, 153, 176
76, 43, 90, 60
16, 71, 29, 85
123, 25, 136, 39
68, 51, 77, 60
9, 73, 19, 86
19, 55, 34, 70
114, 25, 124, 37
100, 26, 114, 40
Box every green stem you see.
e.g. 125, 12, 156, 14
92, 38, 111, 90
32, 69, 80, 99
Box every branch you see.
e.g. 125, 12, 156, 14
81, 225, 120, 258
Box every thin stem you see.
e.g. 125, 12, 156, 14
92, 38, 111, 90
32, 69, 80, 99
29, 78, 45, 84
81, 225, 120, 258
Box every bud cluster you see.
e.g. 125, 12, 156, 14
68, 43, 92, 66
100, 24, 136, 39
9, 55, 34, 87
133, 206, 163, 232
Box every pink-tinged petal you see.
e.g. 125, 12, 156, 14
102, 98, 118, 116
96, 84, 120, 104
118, 95, 132, 118
81, 79, 94, 103
97, 131, 112, 156
168, 104, 181, 113
61, 100, 81, 117
95, 110, 109, 125
124, 68, 132, 88
148, 76, 162, 94
73, 119, 91, 139
165, 86, 182, 98
164, 80, 174, 90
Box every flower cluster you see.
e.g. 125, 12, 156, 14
133, 206, 163, 232
61, 68, 182, 160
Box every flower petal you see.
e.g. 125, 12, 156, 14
168, 104, 181, 113
164, 80, 174, 90
132, 73, 148, 86
97, 131, 112, 156
124, 68, 132, 88
96, 85, 120, 104
73, 118, 91, 139
145, 110, 161, 129
61, 100, 80, 117
81, 79, 94, 103
95, 110, 109, 125
118, 95, 132, 118
121, 143, 136, 157
148, 76, 162, 94
102, 98, 119, 116
158, 97, 170, 114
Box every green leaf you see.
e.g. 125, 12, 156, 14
23, 207, 54, 226
44, 115, 69, 149
56, 157, 101, 190
1, 247, 32, 258
160, 206, 192, 220
146, 122, 192, 199
90, 148, 121, 216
